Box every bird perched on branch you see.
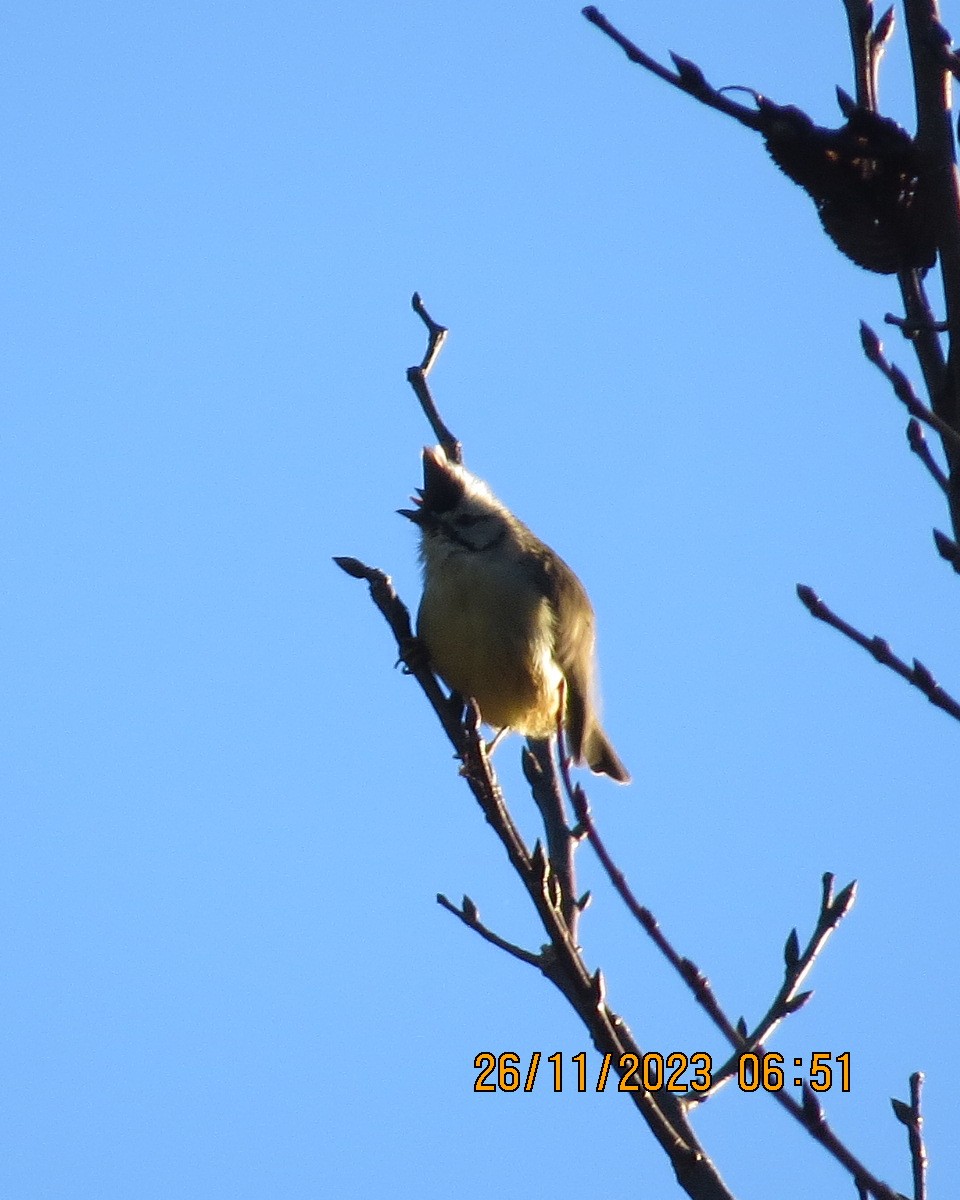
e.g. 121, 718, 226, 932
399, 445, 630, 783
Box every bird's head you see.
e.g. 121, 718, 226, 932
399, 446, 508, 554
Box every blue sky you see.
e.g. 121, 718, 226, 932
3, 2, 958, 1197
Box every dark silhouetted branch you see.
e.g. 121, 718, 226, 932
860, 322, 960, 451
581, 7, 763, 131
842, 0, 896, 111
884, 311, 949, 334
406, 292, 461, 463
894, 1070, 928, 1200
797, 583, 960, 721
707, 875, 856, 1099
569, 781, 743, 1053
564, 761, 895, 1196
436, 893, 542, 969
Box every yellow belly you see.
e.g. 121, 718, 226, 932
417, 565, 562, 736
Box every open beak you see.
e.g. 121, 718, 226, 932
398, 485, 425, 524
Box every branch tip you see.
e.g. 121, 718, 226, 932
332, 554, 369, 579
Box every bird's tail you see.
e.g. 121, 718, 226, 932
583, 724, 631, 785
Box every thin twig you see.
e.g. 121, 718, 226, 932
884, 312, 949, 335
892, 272, 948, 440
563, 759, 859, 1101
770, 1084, 903, 1200
909, 1072, 928, 1200
842, 0, 895, 111
572, 786, 854, 1102
890, 1072, 928, 1200
581, 7, 763, 132
841, 0, 875, 110
565, 764, 897, 1198
707, 875, 856, 1098
332, 557, 466, 751
569, 782, 743, 1051
406, 293, 461, 463
797, 583, 960, 721
860, 322, 960, 451
436, 893, 542, 968
332, 557, 538, 870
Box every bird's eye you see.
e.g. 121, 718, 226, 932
453, 513, 482, 528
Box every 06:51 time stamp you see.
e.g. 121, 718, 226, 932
474, 1051, 851, 1094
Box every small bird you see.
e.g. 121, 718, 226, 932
399, 445, 630, 783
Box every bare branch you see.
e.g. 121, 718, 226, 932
890, 1072, 928, 1200
406, 293, 461, 463
891, 271, 948, 450
883, 312, 948, 335
842, 0, 889, 110
860, 322, 960, 451
436, 893, 542, 969
569, 782, 744, 1053
565, 763, 899, 1197
332, 556, 467, 751
909, 1072, 929, 1200
708, 876, 857, 1097
581, 7, 763, 131
797, 583, 960, 721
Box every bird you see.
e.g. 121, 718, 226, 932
399, 445, 630, 783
